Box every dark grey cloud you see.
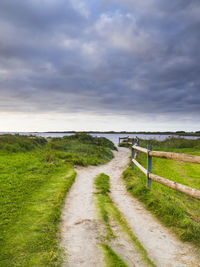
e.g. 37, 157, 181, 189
0, 0, 200, 126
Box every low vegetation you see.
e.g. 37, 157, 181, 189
122, 137, 200, 248
49, 133, 116, 166
101, 243, 128, 267
94, 173, 114, 239
138, 136, 200, 150
94, 173, 155, 266
0, 133, 115, 266
0, 134, 47, 152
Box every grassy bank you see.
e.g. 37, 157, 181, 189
0, 133, 115, 266
94, 173, 155, 266
122, 137, 200, 248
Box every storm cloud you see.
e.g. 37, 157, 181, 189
0, 0, 200, 130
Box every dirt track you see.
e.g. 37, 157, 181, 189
60, 147, 200, 267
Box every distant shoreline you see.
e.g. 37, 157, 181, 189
42, 131, 200, 137
1, 131, 199, 137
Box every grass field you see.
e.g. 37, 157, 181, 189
122, 137, 200, 249
0, 133, 115, 266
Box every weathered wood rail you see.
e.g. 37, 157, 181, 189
118, 136, 137, 146
119, 137, 200, 200
118, 136, 130, 146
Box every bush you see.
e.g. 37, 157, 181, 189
0, 135, 47, 152
63, 133, 117, 150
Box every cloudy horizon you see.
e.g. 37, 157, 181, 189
0, 0, 200, 132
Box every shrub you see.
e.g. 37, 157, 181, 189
0, 135, 47, 152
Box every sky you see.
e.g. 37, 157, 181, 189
0, 0, 200, 132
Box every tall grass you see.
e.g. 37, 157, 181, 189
138, 136, 200, 150
49, 133, 116, 166
0, 134, 47, 152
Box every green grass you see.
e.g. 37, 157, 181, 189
94, 173, 114, 240
0, 134, 115, 266
49, 133, 116, 166
94, 173, 155, 266
120, 136, 200, 150
0, 134, 47, 152
122, 137, 200, 248
101, 243, 128, 267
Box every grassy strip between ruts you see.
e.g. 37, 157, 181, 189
0, 133, 115, 266
101, 243, 128, 267
122, 137, 200, 251
94, 173, 155, 267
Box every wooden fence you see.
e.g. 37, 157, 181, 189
118, 136, 136, 146
118, 136, 129, 146
119, 137, 200, 200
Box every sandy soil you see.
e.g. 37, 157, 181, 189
108, 217, 148, 267
60, 165, 103, 267
60, 147, 200, 267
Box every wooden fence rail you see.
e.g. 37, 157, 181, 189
132, 144, 200, 164
118, 136, 138, 146
120, 137, 200, 200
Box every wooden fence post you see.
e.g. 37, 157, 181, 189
135, 137, 139, 159
135, 136, 139, 146
132, 140, 135, 169
147, 145, 152, 188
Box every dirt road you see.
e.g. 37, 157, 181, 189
60, 147, 199, 267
